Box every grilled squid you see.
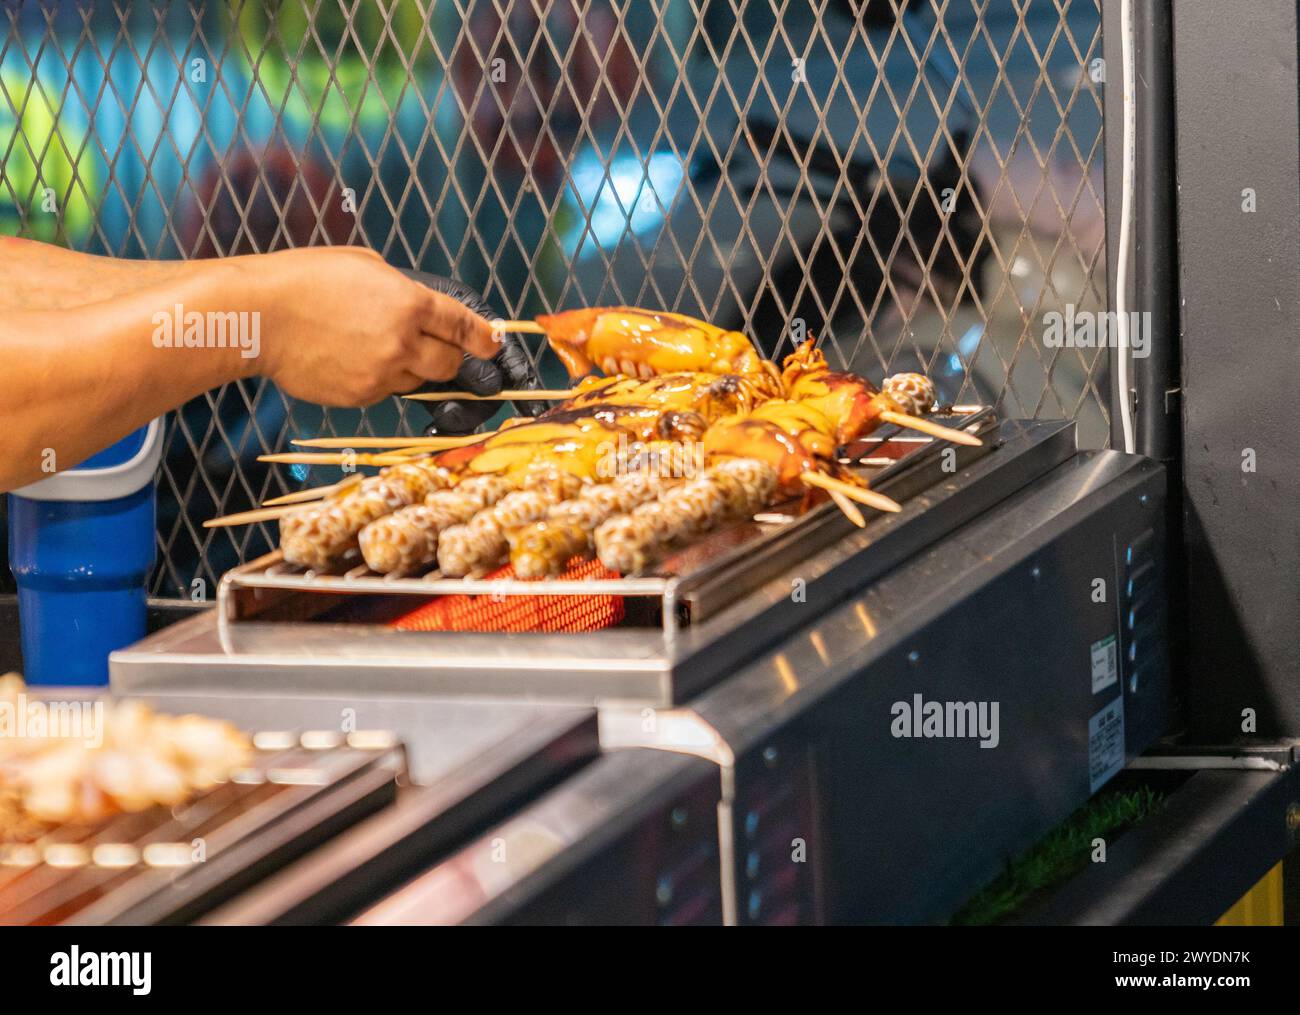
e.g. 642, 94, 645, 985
431, 414, 632, 486
537, 307, 778, 383
594, 458, 777, 574
781, 341, 939, 444
702, 400, 839, 494
279, 462, 454, 570
358, 474, 516, 575
567, 370, 781, 422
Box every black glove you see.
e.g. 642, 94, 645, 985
399, 270, 546, 436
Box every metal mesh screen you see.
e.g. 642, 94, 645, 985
2, 0, 1107, 598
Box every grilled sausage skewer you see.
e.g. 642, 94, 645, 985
703, 400, 901, 514
594, 458, 778, 574
436, 471, 587, 577
507, 466, 685, 578
279, 462, 455, 570
276, 412, 631, 570
358, 474, 517, 575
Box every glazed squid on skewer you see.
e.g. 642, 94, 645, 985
702, 398, 900, 512
565, 369, 776, 421
522, 307, 782, 389
780, 340, 978, 446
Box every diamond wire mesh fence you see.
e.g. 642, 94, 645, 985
1, 0, 1107, 598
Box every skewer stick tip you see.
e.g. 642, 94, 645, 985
879, 410, 983, 446
204, 505, 298, 528
801, 471, 901, 514
828, 490, 867, 528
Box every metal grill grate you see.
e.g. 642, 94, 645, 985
1, 1, 1107, 598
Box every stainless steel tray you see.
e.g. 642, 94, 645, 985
217, 407, 999, 638
112, 419, 1076, 706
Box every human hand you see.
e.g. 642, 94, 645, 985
242, 247, 499, 406
400, 271, 546, 435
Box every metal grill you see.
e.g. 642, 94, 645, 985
1, 0, 1107, 599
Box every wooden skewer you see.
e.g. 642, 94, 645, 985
402, 389, 575, 403
258, 451, 427, 467
261, 476, 362, 507
828, 490, 867, 528
492, 319, 547, 335
291, 433, 488, 449
878, 410, 983, 447
801, 471, 901, 514
204, 505, 300, 528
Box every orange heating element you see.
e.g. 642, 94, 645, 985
388, 556, 625, 633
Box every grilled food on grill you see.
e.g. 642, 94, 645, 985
433, 414, 630, 483
280, 462, 454, 570
594, 458, 778, 574
507, 466, 682, 578
283, 416, 626, 572
264, 310, 961, 577
537, 307, 779, 383
437, 471, 587, 577
703, 400, 841, 493
0, 674, 250, 834
568, 369, 781, 418
358, 474, 517, 575
881, 372, 938, 419
782, 340, 938, 444
528, 399, 709, 445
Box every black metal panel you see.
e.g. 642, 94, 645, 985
1021, 756, 1300, 925
1170, 2, 1300, 737
1101, 0, 1186, 729
346, 749, 724, 926
692, 451, 1170, 923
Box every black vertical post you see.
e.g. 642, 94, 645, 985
1168, 1, 1300, 738
1102, 0, 1184, 719
1103, 2, 1180, 461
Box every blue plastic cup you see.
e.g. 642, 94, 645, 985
8, 421, 162, 685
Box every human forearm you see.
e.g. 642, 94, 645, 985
0, 245, 501, 490
0, 261, 255, 490
0, 236, 196, 311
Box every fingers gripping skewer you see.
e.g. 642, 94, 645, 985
491, 319, 547, 336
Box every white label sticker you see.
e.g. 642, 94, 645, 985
1089, 696, 1125, 792
1091, 634, 1118, 694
